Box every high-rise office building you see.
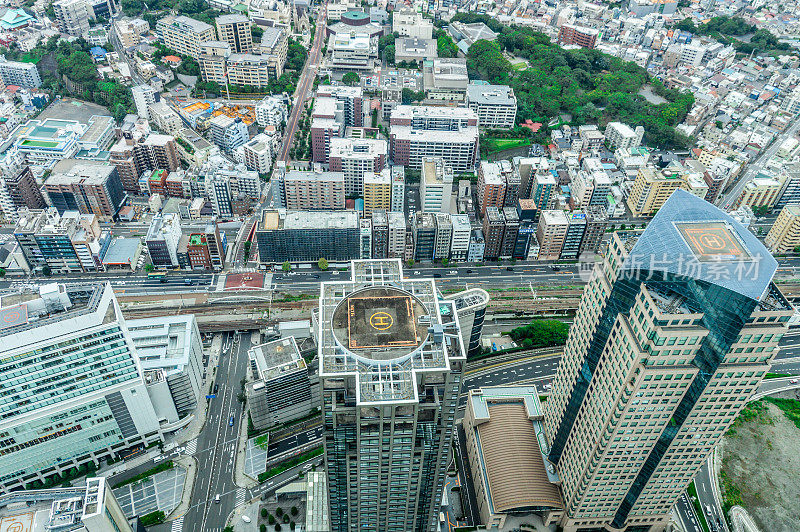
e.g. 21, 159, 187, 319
318, 259, 478, 532
0, 283, 161, 492
544, 190, 792, 531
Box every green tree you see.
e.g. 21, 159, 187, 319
252, 25, 264, 43
290, 506, 298, 516
318, 258, 329, 270
282, 261, 291, 272
269, 515, 275, 524
276, 508, 283, 517
342, 72, 360, 86
41, 265, 52, 277
260, 525, 267, 532
144, 263, 154, 272
261, 508, 268, 519
0, 267, 5, 277
506, 320, 569, 348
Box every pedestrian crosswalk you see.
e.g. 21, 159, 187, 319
170, 516, 184, 532
235, 488, 246, 507
184, 439, 197, 455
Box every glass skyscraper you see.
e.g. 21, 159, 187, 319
317, 259, 485, 532
544, 190, 793, 531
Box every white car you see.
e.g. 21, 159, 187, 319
790, 379, 798, 384
242, 516, 252, 523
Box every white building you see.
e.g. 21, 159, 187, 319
392, 7, 433, 39
127, 314, 204, 424
605, 121, 644, 150
0, 283, 161, 492
145, 213, 182, 268
420, 157, 453, 213
390, 165, 405, 212
242, 133, 273, 175
466, 83, 517, 129
0, 56, 42, 88
255, 95, 289, 127
131, 85, 157, 121
53, 0, 90, 36
450, 213, 471, 261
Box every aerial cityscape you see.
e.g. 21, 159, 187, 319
0, 0, 800, 530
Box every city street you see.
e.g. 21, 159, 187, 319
277, 3, 327, 162
180, 331, 252, 532
720, 116, 800, 209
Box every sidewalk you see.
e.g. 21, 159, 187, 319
166, 454, 197, 520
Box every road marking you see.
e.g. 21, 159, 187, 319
170, 516, 184, 532
235, 488, 246, 507
185, 439, 197, 456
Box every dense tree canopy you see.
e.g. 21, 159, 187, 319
461, 20, 694, 148
674, 15, 790, 55
506, 320, 570, 349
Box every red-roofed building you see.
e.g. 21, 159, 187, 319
5, 85, 20, 94
521, 119, 542, 133
163, 55, 182, 67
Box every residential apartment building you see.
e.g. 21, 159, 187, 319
255, 95, 289, 128
0, 56, 42, 87
364, 168, 391, 215
766, 204, 800, 253
282, 169, 346, 211
420, 157, 453, 213
477, 161, 507, 216
131, 84, 156, 121
391, 166, 405, 212
389, 105, 479, 172
434, 212, 452, 261
242, 133, 274, 175
255, 209, 360, 263
215, 14, 252, 53
482, 206, 505, 260
208, 114, 249, 153
557, 24, 599, 49
735, 175, 782, 209
545, 190, 791, 531
246, 337, 316, 431
316, 85, 367, 127
0, 283, 161, 493
327, 138, 387, 196
606, 122, 644, 150
14, 208, 104, 274
466, 84, 517, 129
53, 0, 90, 36
0, 166, 46, 220
387, 211, 406, 258
626, 167, 685, 217
109, 133, 180, 193
157, 15, 216, 59
259, 26, 289, 78
43, 160, 125, 222
318, 259, 468, 532
536, 209, 569, 260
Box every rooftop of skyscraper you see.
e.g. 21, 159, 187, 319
623, 189, 778, 301
0, 283, 106, 338
318, 259, 465, 404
